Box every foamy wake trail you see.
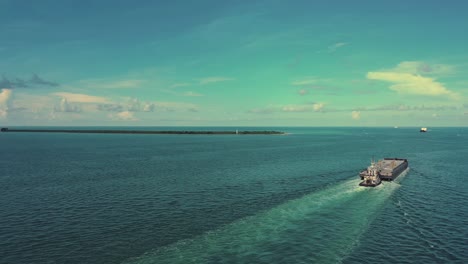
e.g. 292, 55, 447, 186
123, 178, 401, 264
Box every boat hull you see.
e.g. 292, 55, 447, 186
359, 181, 381, 187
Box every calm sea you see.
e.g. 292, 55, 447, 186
1, 127, 467, 264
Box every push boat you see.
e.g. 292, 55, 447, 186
359, 158, 408, 187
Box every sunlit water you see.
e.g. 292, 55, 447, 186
1, 127, 467, 263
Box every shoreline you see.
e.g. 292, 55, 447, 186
1, 129, 285, 135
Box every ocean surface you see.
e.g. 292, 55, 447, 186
1, 127, 467, 264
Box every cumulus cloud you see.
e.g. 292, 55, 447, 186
8, 93, 55, 114
126, 98, 141, 111
367, 62, 459, 99
281, 103, 325, 113
122, 98, 156, 112
110, 111, 138, 121
282, 105, 309, 112
0, 88, 12, 104
0, 88, 12, 118
97, 98, 198, 113
313, 103, 325, 112
351, 111, 361, 120
52, 92, 109, 103
54, 98, 81, 113
199, 77, 234, 85
389, 61, 454, 75
97, 104, 124, 112
367, 71, 458, 99
142, 102, 155, 112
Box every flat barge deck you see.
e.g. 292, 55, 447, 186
378, 158, 408, 181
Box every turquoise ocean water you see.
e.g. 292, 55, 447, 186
1, 127, 467, 263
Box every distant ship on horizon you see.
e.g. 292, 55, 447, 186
420, 127, 428, 132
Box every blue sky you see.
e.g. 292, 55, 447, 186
1, 0, 468, 126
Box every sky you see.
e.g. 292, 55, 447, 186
1, 0, 468, 127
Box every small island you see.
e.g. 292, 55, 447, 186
0, 128, 285, 135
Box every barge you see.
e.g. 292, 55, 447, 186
359, 158, 408, 187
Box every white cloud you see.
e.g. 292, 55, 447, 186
389, 61, 454, 75
110, 111, 138, 121
126, 98, 141, 111
313, 103, 325, 112
351, 111, 361, 120
282, 105, 308, 112
12, 93, 55, 112
127, 98, 198, 112
97, 97, 198, 113
105, 98, 157, 113
367, 61, 460, 99
367, 71, 459, 99
52, 92, 110, 103
55, 98, 81, 113
142, 102, 155, 112
199, 77, 234, 85
0, 91, 63, 120
0, 88, 12, 118
0, 88, 12, 104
